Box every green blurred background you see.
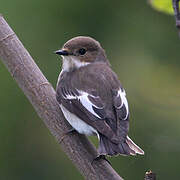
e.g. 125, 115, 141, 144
0, 0, 180, 179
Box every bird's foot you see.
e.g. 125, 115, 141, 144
59, 128, 76, 143
91, 155, 111, 166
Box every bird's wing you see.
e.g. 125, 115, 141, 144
56, 86, 117, 141
112, 88, 129, 140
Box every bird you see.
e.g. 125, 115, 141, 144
55, 36, 144, 156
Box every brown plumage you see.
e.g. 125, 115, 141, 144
55, 36, 144, 156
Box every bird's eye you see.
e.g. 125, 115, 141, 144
78, 48, 86, 55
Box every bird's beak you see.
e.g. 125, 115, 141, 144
55, 49, 69, 56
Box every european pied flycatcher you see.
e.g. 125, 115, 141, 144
55, 36, 144, 156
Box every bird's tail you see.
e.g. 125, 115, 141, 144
98, 134, 144, 156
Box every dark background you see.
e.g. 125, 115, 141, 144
0, 0, 180, 179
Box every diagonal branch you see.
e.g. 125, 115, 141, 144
0, 15, 123, 180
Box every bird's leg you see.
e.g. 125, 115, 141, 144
91, 155, 111, 166
59, 128, 76, 143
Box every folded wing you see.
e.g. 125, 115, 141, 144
57, 87, 117, 141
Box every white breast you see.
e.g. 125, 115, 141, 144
60, 104, 97, 136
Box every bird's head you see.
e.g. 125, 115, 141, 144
55, 36, 109, 71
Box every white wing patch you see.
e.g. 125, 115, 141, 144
63, 90, 102, 119
117, 88, 129, 120
65, 94, 77, 100
78, 91, 102, 119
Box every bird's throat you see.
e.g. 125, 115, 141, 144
62, 56, 90, 72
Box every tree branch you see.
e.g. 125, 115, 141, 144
0, 15, 123, 180
172, 0, 180, 36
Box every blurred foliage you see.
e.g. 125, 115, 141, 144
149, 0, 174, 14
0, 0, 180, 179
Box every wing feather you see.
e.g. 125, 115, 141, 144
62, 89, 104, 119
113, 88, 129, 120
56, 87, 117, 141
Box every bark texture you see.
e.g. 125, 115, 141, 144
0, 15, 123, 180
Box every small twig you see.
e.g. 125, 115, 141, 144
144, 170, 156, 180
172, 0, 180, 37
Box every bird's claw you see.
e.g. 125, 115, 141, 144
59, 128, 76, 143
91, 155, 111, 166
